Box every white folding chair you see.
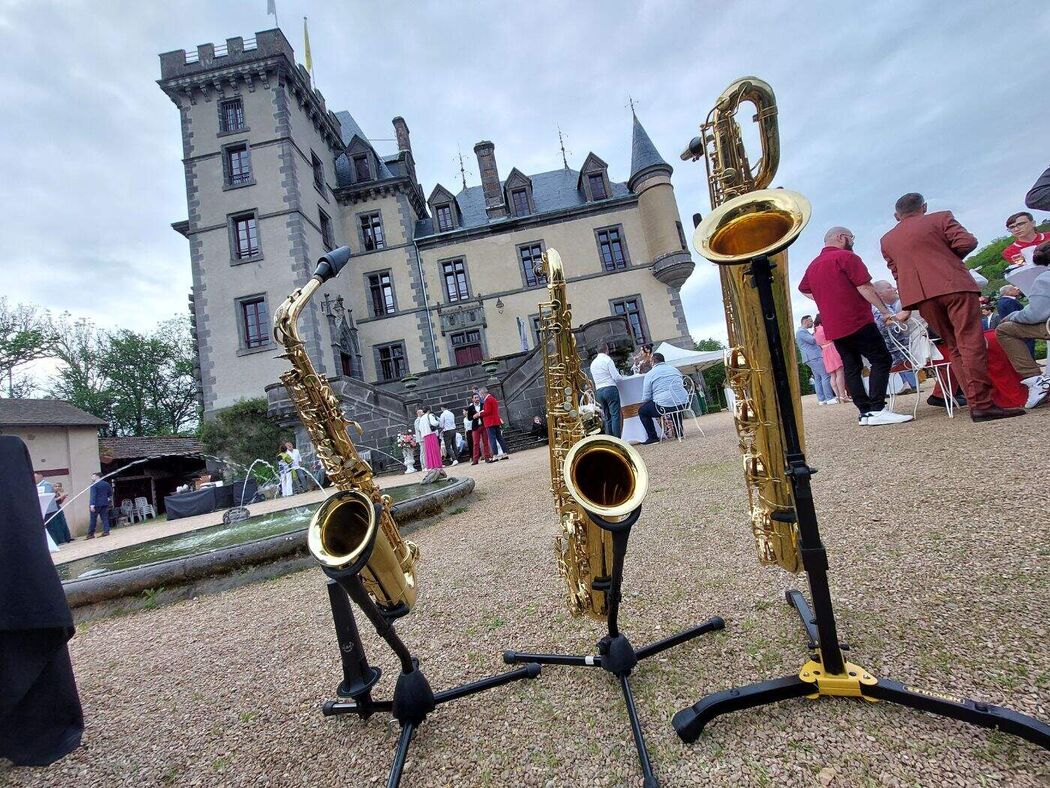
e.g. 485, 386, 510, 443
134, 496, 158, 521
656, 375, 705, 441
120, 498, 139, 523
886, 318, 955, 418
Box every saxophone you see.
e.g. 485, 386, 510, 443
537, 249, 646, 619
681, 77, 807, 573
273, 247, 419, 615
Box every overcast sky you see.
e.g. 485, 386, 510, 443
1, 0, 1048, 344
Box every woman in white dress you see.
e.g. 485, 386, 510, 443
277, 447, 294, 497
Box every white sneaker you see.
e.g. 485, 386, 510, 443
826, 397, 839, 405
451, 459, 459, 465
1022, 375, 1050, 409
817, 400, 826, 406
865, 408, 914, 426
858, 413, 870, 426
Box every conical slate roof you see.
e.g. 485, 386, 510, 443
628, 113, 671, 189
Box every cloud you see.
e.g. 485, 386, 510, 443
1, 0, 1047, 347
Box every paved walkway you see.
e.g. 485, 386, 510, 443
51, 451, 544, 565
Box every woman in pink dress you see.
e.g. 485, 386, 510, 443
813, 315, 849, 402
415, 406, 443, 470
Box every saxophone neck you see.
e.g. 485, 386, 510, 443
274, 276, 323, 351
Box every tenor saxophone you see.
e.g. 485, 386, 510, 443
681, 77, 807, 573
537, 249, 646, 619
273, 247, 419, 615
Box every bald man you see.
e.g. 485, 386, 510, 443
799, 227, 912, 426
881, 192, 1023, 422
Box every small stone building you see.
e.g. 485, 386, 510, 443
99, 436, 207, 517
0, 399, 105, 536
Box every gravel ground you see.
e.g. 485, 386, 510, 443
6, 396, 1048, 787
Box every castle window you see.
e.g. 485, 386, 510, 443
530, 314, 543, 348
219, 98, 245, 133
441, 259, 470, 302
353, 154, 372, 182
518, 242, 547, 288
359, 212, 385, 251
450, 329, 483, 366
588, 173, 607, 200
375, 342, 407, 381
311, 151, 325, 192
224, 144, 252, 187
368, 271, 396, 317
612, 296, 648, 344
230, 212, 260, 260
596, 226, 629, 271
319, 209, 334, 251
511, 188, 530, 217
435, 203, 455, 232
237, 295, 269, 349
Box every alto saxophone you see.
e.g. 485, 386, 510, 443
273, 247, 419, 615
537, 249, 646, 619
682, 77, 806, 573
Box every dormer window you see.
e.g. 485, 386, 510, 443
578, 153, 611, 203
436, 204, 455, 232
511, 188, 529, 216
353, 155, 371, 182
588, 173, 607, 200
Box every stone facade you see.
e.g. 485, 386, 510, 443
159, 28, 697, 451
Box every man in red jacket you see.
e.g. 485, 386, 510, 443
880, 193, 1024, 423
479, 386, 510, 460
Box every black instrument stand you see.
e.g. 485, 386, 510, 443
320, 576, 542, 788
504, 508, 726, 787
672, 254, 1050, 750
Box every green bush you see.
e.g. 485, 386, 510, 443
966, 220, 1050, 297
198, 398, 284, 479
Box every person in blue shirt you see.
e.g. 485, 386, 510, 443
638, 353, 689, 444
86, 472, 112, 539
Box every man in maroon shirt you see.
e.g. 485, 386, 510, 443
881, 192, 1023, 422
799, 226, 913, 426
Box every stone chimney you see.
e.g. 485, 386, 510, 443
392, 116, 412, 154
474, 141, 507, 218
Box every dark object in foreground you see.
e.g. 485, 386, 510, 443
672, 254, 1049, 751
504, 506, 724, 788
0, 436, 83, 766
320, 574, 540, 788
970, 405, 1026, 422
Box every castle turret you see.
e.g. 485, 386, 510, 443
628, 114, 694, 290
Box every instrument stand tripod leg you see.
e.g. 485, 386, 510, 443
504, 509, 723, 787
674, 254, 1050, 752
320, 574, 543, 787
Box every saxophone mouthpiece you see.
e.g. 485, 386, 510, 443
680, 135, 704, 161
313, 246, 353, 283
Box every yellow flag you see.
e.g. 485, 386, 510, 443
303, 17, 313, 75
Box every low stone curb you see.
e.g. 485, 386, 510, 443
64, 477, 474, 618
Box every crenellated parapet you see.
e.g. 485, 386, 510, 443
158, 28, 343, 152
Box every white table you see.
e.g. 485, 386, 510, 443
615, 374, 664, 443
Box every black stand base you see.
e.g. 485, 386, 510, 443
675, 253, 1050, 754
504, 508, 725, 786
673, 589, 1050, 750
321, 578, 542, 787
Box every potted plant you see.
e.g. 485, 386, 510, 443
395, 430, 419, 473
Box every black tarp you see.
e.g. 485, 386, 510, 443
164, 480, 259, 520
0, 436, 83, 766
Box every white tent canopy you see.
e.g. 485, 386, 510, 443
653, 342, 724, 373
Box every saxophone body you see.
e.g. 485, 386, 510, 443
684, 77, 805, 573
273, 249, 419, 613
537, 249, 614, 619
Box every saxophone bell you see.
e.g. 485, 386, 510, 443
308, 489, 379, 574
562, 436, 648, 522
694, 189, 811, 266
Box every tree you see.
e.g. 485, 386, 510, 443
694, 337, 724, 352
695, 338, 727, 409
50, 315, 114, 428
199, 398, 283, 475
152, 317, 199, 434
0, 298, 55, 397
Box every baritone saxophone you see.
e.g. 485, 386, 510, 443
681, 77, 809, 573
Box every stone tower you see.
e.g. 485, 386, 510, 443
158, 29, 346, 415
627, 113, 694, 291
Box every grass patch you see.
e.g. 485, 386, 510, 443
448, 505, 469, 515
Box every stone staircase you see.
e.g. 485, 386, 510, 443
500, 425, 546, 454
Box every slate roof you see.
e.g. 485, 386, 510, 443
0, 399, 106, 427
415, 168, 633, 238
333, 110, 395, 187
99, 436, 204, 460
629, 113, 671, 184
